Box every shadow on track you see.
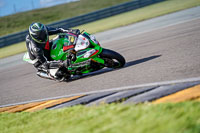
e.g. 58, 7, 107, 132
124, 55, 161, 68
66, 55, 161, 82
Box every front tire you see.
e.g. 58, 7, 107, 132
100, 49, 125, 68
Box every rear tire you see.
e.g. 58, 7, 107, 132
100, 48, 125, 68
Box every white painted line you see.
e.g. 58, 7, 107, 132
1, 77, 200, 108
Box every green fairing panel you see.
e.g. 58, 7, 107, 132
81, 68, 96, 74
50, 38, 67, 61
74, 46, 103, 64
50, 32, 105, 75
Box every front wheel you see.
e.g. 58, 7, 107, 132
100, 49, 126, 68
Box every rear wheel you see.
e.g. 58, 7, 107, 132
100, 49, 125, 68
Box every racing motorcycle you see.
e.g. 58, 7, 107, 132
23, 31, 126, 81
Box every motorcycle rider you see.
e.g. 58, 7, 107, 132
25, 22, 80, 81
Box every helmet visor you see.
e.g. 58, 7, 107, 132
37, 28, 48, 43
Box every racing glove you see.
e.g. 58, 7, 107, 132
70, 29, 80, 35
59, 28, 69, 33
59, 28, 80, 35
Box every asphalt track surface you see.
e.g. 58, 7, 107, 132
0, 7, 200, 106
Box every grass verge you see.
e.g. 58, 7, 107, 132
1, 0, 200, 59
75, 0, 200, 33
0, 41, 26, 58
0, 102, 200, 133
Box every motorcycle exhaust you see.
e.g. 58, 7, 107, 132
37, 71, 53, 80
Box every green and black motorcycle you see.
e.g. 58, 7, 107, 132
23, 31, 125, 81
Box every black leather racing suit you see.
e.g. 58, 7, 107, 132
25, 26, 67, 79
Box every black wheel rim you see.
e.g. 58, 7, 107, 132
104, 58, 121, 68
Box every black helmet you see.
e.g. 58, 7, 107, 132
29, 22, 48, 44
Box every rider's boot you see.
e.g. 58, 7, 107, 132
36, 61, 68, 81
49, 61, 70, 81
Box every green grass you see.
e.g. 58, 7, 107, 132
0, 41, 26, 58
1, 0, 200, 59
0, 0, 130, 36
0, 102, 200, 133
